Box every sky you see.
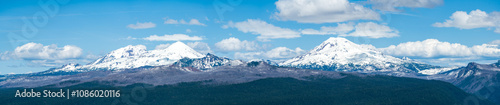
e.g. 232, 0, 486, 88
0, 0, 499, 74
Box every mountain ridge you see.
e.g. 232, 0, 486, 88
279, 37, 439, 74
50, 41, 205, 72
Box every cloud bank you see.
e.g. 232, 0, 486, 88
433, 9, 500, 33
274, 0, 380, 23
223, 19, 300, 41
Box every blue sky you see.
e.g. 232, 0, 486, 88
1, 0, 499, 74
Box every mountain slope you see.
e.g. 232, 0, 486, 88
429, 60, 500, 103
51, 41, 204, 72
279, 37, 439, 74
0, 72, 494, 105
172, 53, 244, 70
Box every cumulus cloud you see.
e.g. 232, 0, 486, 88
127, 22, 156, 29
274, 0, 380, 23
490, 40, 500, 45
187, 42, 213, 54
234, 52, 264, 61
143, 34, 203, 41
215, 37, 260, 51
223, 19, 300, 41
155, 44, 171, 50
265, 47, 305, 59
368, 0, 443, 11
0, 42, 86, 67
13, 42, 82, 60
416, 57, 483, 67
341, 22, 399, 38
379, 39, 500, 58
301, 23, 355, 35
301, 22, 399, 39
433, 9, 500, 33
164, 18, 206, 26
234, 47, 305, 61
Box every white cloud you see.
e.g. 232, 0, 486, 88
0, 51, 12, 60
471, 44, 500, 57
274, 0, 380, 23
215, 37, 260, 51
186, 29, 192, 33
0, 43, 86, 67
433, 9, 500, 33
187, 42, 213, 54
155, 44, 171, 50
415, 57, 500, 67
234, 52, 264, 61
223, 19, 300, 41
234, 47, 305, 61
27, 59, 79, 67
164, 19, 178, 24
265, 47, 305, 59
368, 0, 443, 11
301, 22, 399, 39
126, 36, 137, 40
341, 22, 399, 38
13, 42, 82, 60
490, 40, 500, 45
379, 39, 500, 58
163, 18, 206, 26
143, 34, 203, 41
127, 22, 156, 29
301, 23, 354, 35
186, 19, 206, 26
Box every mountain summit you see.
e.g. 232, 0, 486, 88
279, 37, 438, 73
54, 41, 204, 71
281, 37, 405, 65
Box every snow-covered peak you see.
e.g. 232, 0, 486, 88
106, 45, 147, 59
149, 41, 204, 60
418, 67, 459, 75
310, 37, 366, 55
323, 37, 351, 44
280, 37, 409, 66
60, 63, 79, 70
165, 41, 191, 51
67, 42, 204, 70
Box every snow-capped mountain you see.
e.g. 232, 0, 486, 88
418, 60, 500, 103
418, 67, 459, 75
52, 41, 205, 72
441, 61, 500, 92
279, 37, 439, 73
172, 53, 244, 70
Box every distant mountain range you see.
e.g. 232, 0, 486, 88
33, 37, 442, 75
0, 37, 499, 104
422, 60, 500, 104
172, 53, 244, 70
50, 41, 204, 72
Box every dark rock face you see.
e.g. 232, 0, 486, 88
438, 61, 500, 104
